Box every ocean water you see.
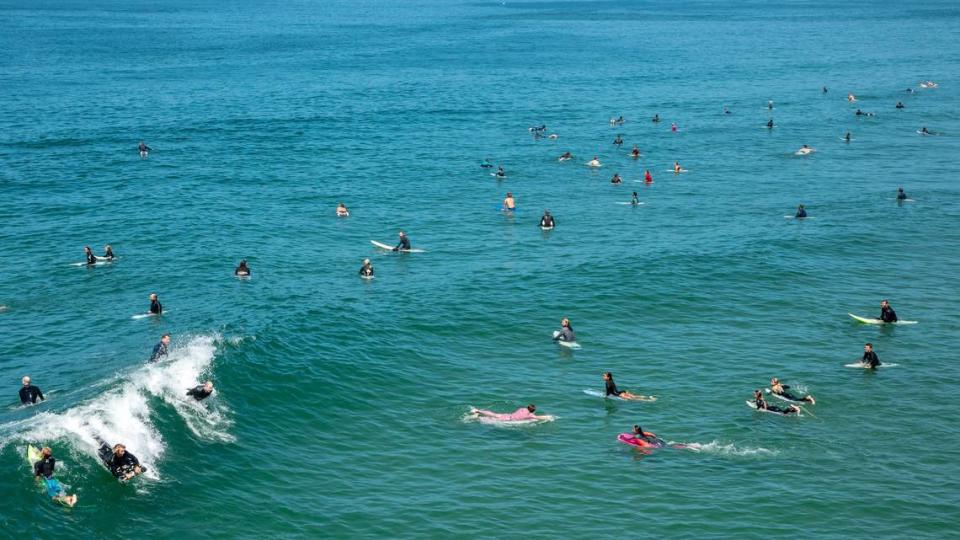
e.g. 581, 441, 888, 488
2, 0, 960, 537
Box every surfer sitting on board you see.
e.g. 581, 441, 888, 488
644, 170, 653, 183
359, 258, 374, 278
393, 231, 411, 252
795, 204, 807, 218
603, 372, 644, 400
753, 390, 801, 415
471, 404, 548, 422
613, 135, 623, 147
149, 334, 170, 363
336, 203, 349, 217
770, 378, 815, 404
84, 246, 97, 265
844, 132, 851, 142
553, 318, 575, 343
674, 161, 682, 173
33, 447, 78, 506
631, 192, 640, 205
652, 114, 660, 123
20, 376, 45, 405
539, 210, 555, 229
104, 245, 115, 260
149, 293, 162, 315
187, 381, 214, 401
235, 260, 251, 276
861, 343, 881, 369
896, 188, 908, 201
611, 173, 622, 184
495, 166, 506, 178
766, 119, 774, 129
503, 192, 516, 211
879, 300, 898, 323
98, 441, 143, 480
896, 101, 905, 109
631, 145, 640, 158
138, 141, 151, 157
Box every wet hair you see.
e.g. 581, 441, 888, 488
604, 372, 614, 379
865, 342, 873, 348
633, 424, 643, 434
527, 404, 536, 412
161, 333, 170, 339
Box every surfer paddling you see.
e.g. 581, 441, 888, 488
33, 447, 78, 506
470, 404, 549, 421
603, 372, 649, 400
187, 381, 215, 401
752, 390, 801, 415
769, 378, 815, 404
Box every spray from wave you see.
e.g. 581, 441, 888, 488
673, 440, 778, 457
1, 333, 233, 482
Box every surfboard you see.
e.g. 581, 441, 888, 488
848, 313, 917, 325
916, 130, 936, 136
616, 202, 645, 205
557, 340, 581, 349
583, 389, 657, 402
558, 157, 572, 162
784, 215, 815, 219
845, 362, 898, 369
96, 441, 147, 482
71, 259, 114, 267
764, 388, 811, 404
586, 162, 602, 168
360, 274, 374, 280
539, 226, 554, 231
371, 240, 425, 253
665, 169, 689, 173
840, 137, 854, 142
131, 312, 162, 320
26, 445, 42, 467
746, 400, 800, 416
795, 149, 815, 156
490, 173, 507, 178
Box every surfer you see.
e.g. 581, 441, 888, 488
603, 372, 645, 400
539, 210, 555, 229
149, 293, 162, 315
495, 166, 506, 178
186, 381, 215, 401
559, 151, 573, 161
847, 93, 856, 102
615, 115, 624, 125
138, 141, 151, 158
471, 404, 548, 422
503, 192, 516, 211
336, 203, 350, 217
613, 135, 623, 147
359, 258, 374, 278
393, 231, 411, 252
795, 204, 807, 218
723, 106, 731, 114
896, 101, 905, 109
822, 86, 828, 93
630, 425, 661, 444
671, 122, 677, 132
610, 173, 622, 184
753, 390, 801, 415
652, 114, 660, 123
553, 318, 575, 343
631, 192, 640, 205
588, 156, 601, 167
149, 334, 170, 362
768, 100, 774, 110
98, 441, 143, 480
861, 343, 881, 369
84, 246, 97, 265
644, 170, 653, 183
770, 378, 815, 404
920, 126, 930, 135
844, 131, 852, 142
879, 299, 898, 323
896, 187, 908, 201
19, 376, 45, 404
796, 144, 815, 155
766, 119, 774, 129
33, 447, 78, 507
235, 259, 251, 277
673, 161, 682, 173
631, 145, 640, 158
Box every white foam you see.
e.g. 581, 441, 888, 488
676, 440, 778, 456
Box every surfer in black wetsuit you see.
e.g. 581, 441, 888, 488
753, 390, 801, 415
862, 343, 881, 369
920, 126, 930, 135
603, 372, 645, 400
33, 447, 77, 506
610, 173, 622, 184
98, 441, 143, 480
19, 376, 45, 404
795, 204, 807, 218
393, 231, 411, 252
495, 166, 506, 178
553, 318, 575, 342
103, 245, 115, 260
235, 259, 251, 277
652, 114, 660, 123
879, 300, 898, 323
138, 141, 151, 159
770, 378, 815, 404
539, 210, 555, 229
631, 192, 640, 205
84, 246, 97, 265
896, 187, 908, 201
359, 258, 374, 278
896, 101, 905, 109
149, 334, 170, 362
613, 135, 623, 147
186, 381, 214, 401
149, 293, 162, 315
766, 119, 774, 129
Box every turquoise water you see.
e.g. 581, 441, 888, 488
2, 0, 960, 537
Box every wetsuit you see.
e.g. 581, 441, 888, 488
767, 120, 774, 128
897, 190, 907, 201
359, 264, 374, 277
19, 385, 45, 404
150, 299, 162, 315
611, 176, 622, 184
86, 251, 97, 265
99, 445, 140, 478
554, 326, 575, 342
632, 195, 640, 205
394, 236, 411, 251
796, 208, 807, 218
34, 456, 56, 479
896, 103, 904, 109
880, 306, 898, 323
186, 385, 213, 401
104, 248, 115, 260
149, 341, 168, 362
605, 379, 623, 397
540, 215, 555, 228
139, 143, 151, 153
756, 398, 795, 415
862, 350, 881, 369
773, 386, 806, 402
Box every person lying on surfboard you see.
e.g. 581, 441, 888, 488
861, 343, 881, 369
471, 404, 548, 422
753, 390, 801, 415
235, 260, 251, 277
630, 425, 662, 445
99, 441, 143, 480
187, 381, 215, 401
879, 299, 898, 323
149, 334, 170, 363
393, 231, 411, 252
770, 378, 815, 404
552, 318, 575, 343
33, 447, 78, 506
603, 372, 648, 400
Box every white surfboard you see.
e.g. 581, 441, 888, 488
71, 258, 115, 267
540, 226, 554, 231
616, 201, 645, 205
845, 362, 898, 369
583, 389, 656, 402
840, 137, 854, 142
848, 313, 917, 325
558, 157, 571, 162
132, 311, 166, 320
586, 161, 602, 168
746, 400, 801, 416
490, 173, 507, 178
371, 240, 425, 253
665, 169, 689, 173
360, 275, 374, 280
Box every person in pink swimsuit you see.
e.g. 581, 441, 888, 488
471, 404, 547, 421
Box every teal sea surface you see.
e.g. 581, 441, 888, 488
2, 0, 960, 537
